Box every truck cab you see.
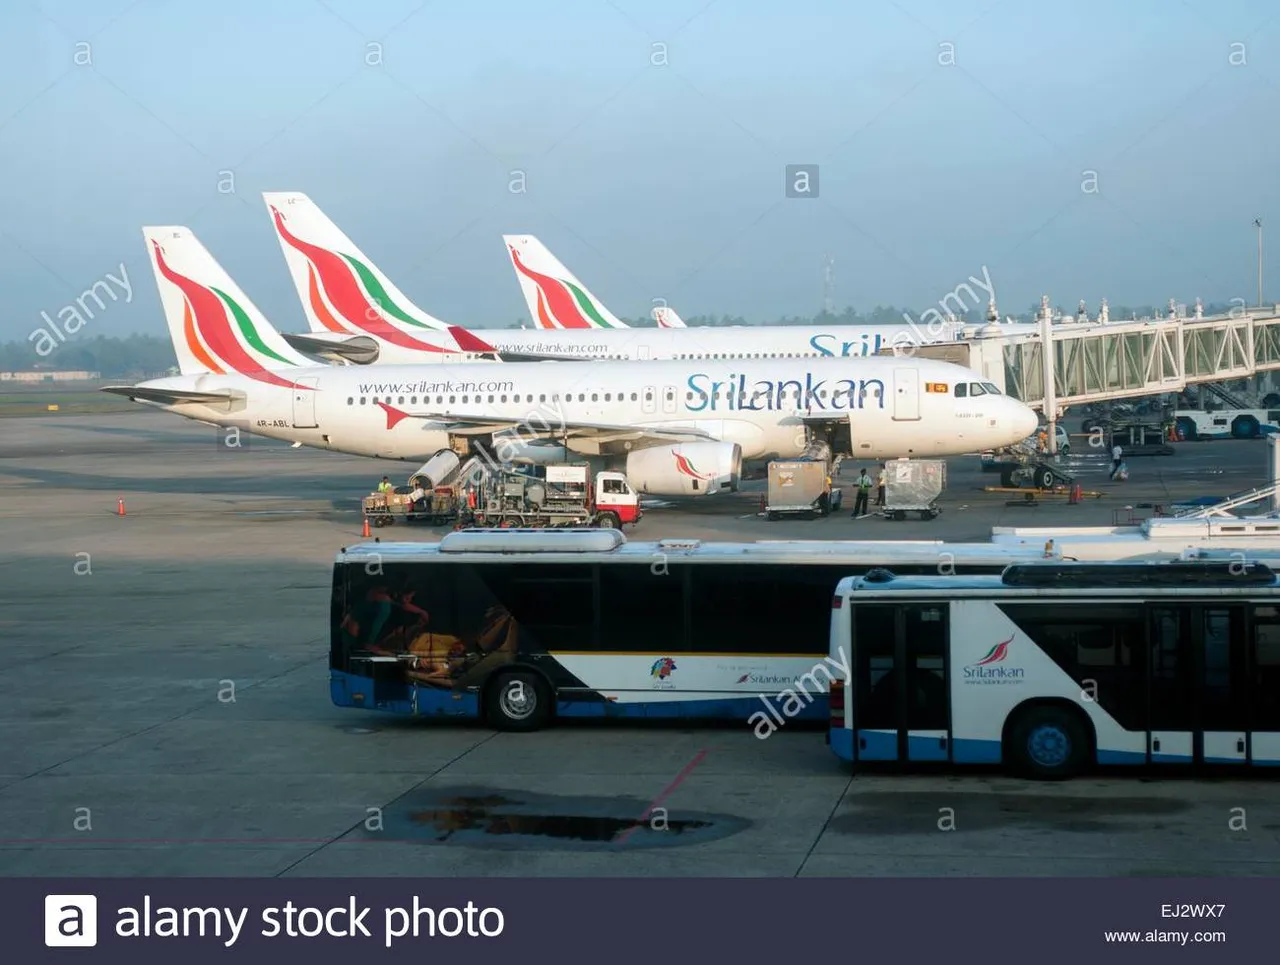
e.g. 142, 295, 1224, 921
594, 471, 641, 528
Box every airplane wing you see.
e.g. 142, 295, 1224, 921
281, 332, 380, 365
101, 385, 237, 407
375, 402, 714, 445
446, 326, 591, 363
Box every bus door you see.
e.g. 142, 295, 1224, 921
1249, 605, 1280, 766
1147, 604, 1250, 765
851, 602, 950, 762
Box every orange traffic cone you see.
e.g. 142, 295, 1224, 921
362, 517, 371, 538
116, 497, 126, 516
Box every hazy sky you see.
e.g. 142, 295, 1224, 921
1, 0, 1278, 344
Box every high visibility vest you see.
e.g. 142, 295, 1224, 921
858, 476, 871, 490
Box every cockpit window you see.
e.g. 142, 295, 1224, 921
983, 382, 1001, 395
969, 383, 987, 396
954, 383, 967, 398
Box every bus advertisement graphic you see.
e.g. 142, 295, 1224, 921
338, 579, 519, 690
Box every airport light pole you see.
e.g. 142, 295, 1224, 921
1256, 218, 1264, 308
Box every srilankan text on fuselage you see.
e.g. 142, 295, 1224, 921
685, 372, 885, 412
352, 371, 889, 414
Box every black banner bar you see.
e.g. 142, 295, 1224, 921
11, 878, 1259, 962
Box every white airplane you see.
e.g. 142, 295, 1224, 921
653, 306, 687, 328
103, 226, 1038, 496
261, 192, 1018, 366
503, 233, 631, 330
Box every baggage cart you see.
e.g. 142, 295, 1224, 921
883, 459, 946, 520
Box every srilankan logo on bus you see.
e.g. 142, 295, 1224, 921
962, 635, 1025, 685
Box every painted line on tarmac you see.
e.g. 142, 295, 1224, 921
617, 747, 711, 846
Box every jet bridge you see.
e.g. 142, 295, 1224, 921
984, 303, 1280, 411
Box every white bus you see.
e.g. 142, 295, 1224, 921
329, 529, 1064, 731
826, 561, 1280, 779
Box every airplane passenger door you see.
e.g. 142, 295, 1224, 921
662, 385, 678, 414
642, 386, 656, 414
892, 367, 920, 421
291, 377, 319, 428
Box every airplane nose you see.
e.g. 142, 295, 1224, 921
1011, 400, 1039, 440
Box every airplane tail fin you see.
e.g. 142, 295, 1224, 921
503, 234, 629, 330
652, 306, 686, 328
262, 192, 464, 356
143, 226, 314, 378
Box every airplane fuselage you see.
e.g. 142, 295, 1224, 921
137, 356, 1037, 465
297, 321, 1040, 364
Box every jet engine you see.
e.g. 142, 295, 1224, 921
626, 442, 742, 497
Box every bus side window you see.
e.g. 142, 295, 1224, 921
599, 564, 686, 651
903, 604, 948, 730
998, 603, 1147, 732
1252, 606, 1280, 733
338, 563, 455, 657
476, 563, 595, 651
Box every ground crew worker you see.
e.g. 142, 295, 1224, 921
876, 463, 887, 506
851, 468, 871, 518
377, 476, 393, 493
1110, 442, 1123, 480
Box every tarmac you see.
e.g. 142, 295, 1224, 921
1, 409, 1278, 877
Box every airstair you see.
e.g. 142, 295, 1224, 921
1173, 481, 1280, 519
1200, 382, 1252, 410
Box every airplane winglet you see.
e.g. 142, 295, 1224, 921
448, 325, 498, 354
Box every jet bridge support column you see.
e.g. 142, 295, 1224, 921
1040, 296, 1058, 455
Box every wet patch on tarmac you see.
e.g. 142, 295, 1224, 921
830, 790, 1192, 835
369, 787, 751, 850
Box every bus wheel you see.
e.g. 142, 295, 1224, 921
595, 511, 620, 529
1008, 706, 1087, 781
486, 670, 552, 732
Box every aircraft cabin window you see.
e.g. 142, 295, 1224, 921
954, 384, 967, 398
540, 394, 546, 403
969, 383, 987, 396
604, 393, 611, 401
346, 397, 353, 405
359, 397, 366, 404
398, 396, 405, 404
592, 393, 598, 402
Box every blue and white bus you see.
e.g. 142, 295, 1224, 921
329, 529, 1064, 731
826, 561, 1280, 779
